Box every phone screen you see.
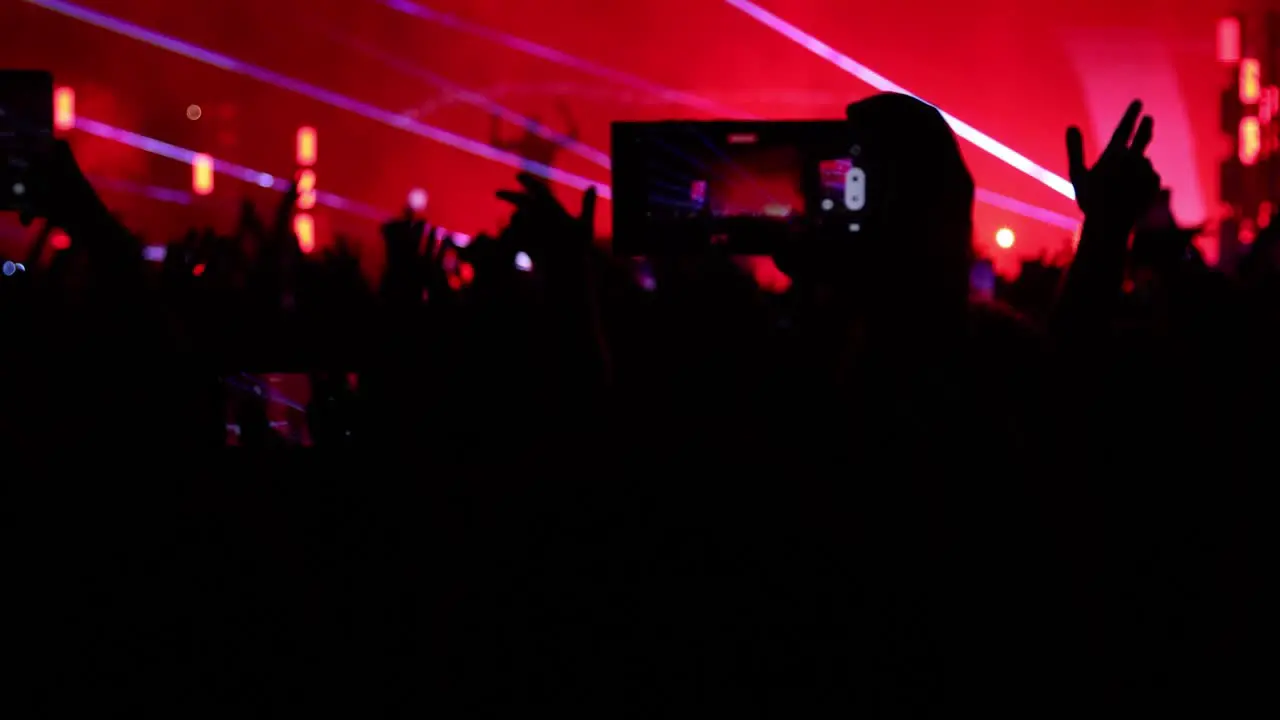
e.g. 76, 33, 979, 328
0, 71, 54, 213
611, 120, 876, 255
223, 372, 362, 447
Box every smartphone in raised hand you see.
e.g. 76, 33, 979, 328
610, 119, 880, 255
0, 70, 54, 214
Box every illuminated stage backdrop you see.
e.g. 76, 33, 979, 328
2, 0, 1245, 269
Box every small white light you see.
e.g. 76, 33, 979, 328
821, 198, 835, 211
995, 227, 1016, 249
407, 188, 428, 212
15, 263, 25, 272
514, 251, 533, 271
12, 182, 25, 197
451, 232, 472, 248
256, 173, 275, 188
849, 222, 861, 232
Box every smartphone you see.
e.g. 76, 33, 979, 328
0, 71, 54, 213
223, 373, 313, 447
223, 372, 361, 447
610, 120, 878, 255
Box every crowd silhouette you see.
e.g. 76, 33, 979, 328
5, 93, 1273, 716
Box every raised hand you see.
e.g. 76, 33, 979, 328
1066, 100, 1162, 231
496, 172, 597, 263
1055, 101, 1163, 340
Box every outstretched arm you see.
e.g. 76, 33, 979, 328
1052, 100, 1160, 343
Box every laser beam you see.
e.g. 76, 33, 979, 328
381, 0, 1074, 229
322, 28, 612, 168
30, 0, 1073, 233
23, 0, 610, 199
76, 118, 391, 220
722, 0, 1077, 201
87, 175, 193, 205
380, 0, 746, 118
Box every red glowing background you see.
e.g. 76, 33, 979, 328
0, 0, 1264, 272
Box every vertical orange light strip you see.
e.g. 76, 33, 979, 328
192, 153, 215, 195
53, 86, 76, 131
296, 126, 317, 167
294, 213, 315, 254
296, 169, 317, 210
1240, 117, 1262, 165
1241, 59, 1262, 104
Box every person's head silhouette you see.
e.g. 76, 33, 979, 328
781, 94, 973, 303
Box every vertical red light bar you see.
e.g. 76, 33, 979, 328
192, 153, 215, 195
1218, 17, 1242, 64
1261, 86, 1280, 124
293, 213, 316, 254
1240, 117, 1262, 165
53, 86, 75, 131
296, 126, 317, 167
1241, 59, 1262, 104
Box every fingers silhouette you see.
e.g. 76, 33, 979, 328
1106, 100, 1143, 156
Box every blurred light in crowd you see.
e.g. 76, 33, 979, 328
296, 169, 317, 210
294, 213, 316, 254
458, 261, 475, 284
192, 263, 206, 277
186, 104, 202, 121
15, 263, 25, 272
723, 0, 1076, 200
256, 173, 275, 188
1241, 59, 1262, 104
1218, 17, 1241, 64
296, 126, 317, 167
192, 153, 215, 195
11, 182, 25, 198
1240, 116, 1261, 165
142, 244, 167, 262
50, 229, 71, 251
514, 251, 533, 271
970, 260, 996, 300
451, 232, 472, 248
1260, 202, 1274, 229
54, 86, 75, 131
408, 188, 428, 212
995, 227, 1016, 249
2, 261, 16, 277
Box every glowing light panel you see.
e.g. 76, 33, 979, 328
192, 153, 215, 195
53, 86, 75, 131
